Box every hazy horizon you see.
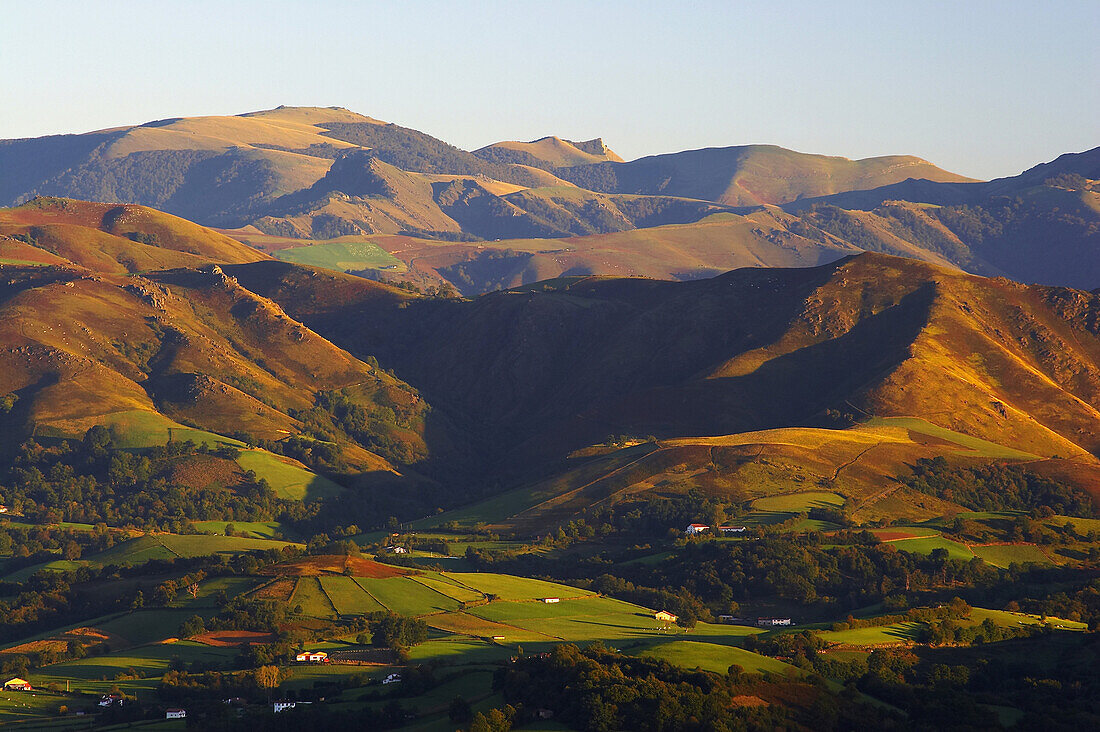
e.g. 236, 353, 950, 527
2, 0, 1097, 180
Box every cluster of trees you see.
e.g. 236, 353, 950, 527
489, 533, 1001, 622
491, 643, 886, 731
367, 611, 428, 649
902, 457, 1095, 516
0, 429, 293, 529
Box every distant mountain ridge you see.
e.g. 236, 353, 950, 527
0, 106, 972, 237
1, 106, 1096, 290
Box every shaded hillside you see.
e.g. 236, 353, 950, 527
785, 149, 1100, 288
552, 145, 974, 206
230, 254, 1100, 493
342, 209, 860, 295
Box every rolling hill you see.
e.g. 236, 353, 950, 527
0, 200, 442, 503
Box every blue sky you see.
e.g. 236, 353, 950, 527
1, 0, 1096, 179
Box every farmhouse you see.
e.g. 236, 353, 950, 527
98, 694, 123, 707
383, 673, 402, 685
385, 545, 408, 554
541, 597, 560, 603
165, 709, 187, 719
3, 677, 31, 691
756, 617, 792, 627
295, 650, 329, 663
684, 523, 709, 535
655, 610, 678, 623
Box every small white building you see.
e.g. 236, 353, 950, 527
684, 523, 710, 535
165, 709, 187, 719
718, 526, 746, 534
541, 597, 560, 604
655, 610, 679, 623
383, 673, 402, 685
756, 617, 792, 627
273, 701, 297, 713
295, 650, 328, 663
385, 545, 409, 554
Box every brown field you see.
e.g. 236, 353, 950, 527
261, 554, 409, 578
251, 577, 297, 601
195, 630, 276, 647
731, 695, 770, 708
163, 455, 243, 490
871, 531, 922, 541
1, 626, 120, 657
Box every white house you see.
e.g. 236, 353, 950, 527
655, 610, 679, 623
385, 545, 409, 554
165, 709, 187, 719
383, 673, 402, 685
684, 523, 709, 535
273, 701, 297, 713
541, 597, 560, 604
294, 650, 328, 663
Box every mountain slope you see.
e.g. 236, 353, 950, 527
475, 136, 624, 167
553, 145, 975, 206
231, 253, 1100, 493
784, 148, 1100, 288
0, 206, 443, 490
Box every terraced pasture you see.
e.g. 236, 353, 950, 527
357, 576, 460, 616
291, 576, 337, 618
320, 575, 385, 614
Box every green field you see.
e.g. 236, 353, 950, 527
411, 573, 488, 603
93, 410, 242, 450
637, 640, 797, 675
357, 576, 460, 616
750, 491, 844, 512
190, 520, 284, 539
443, 573, 591, 601
29, 641, 235, 699
967, 607, 1086, 630
885, 535, 975, 561
237, 450, 343, 501
471, 596, 644, 623
970, 544, 1053, 568
0, 688, 91, 722
87, 534, 296, 566
816, 622, 924, 645
320, 575, 385, 615
291, 576, 337, 618
274, 240, 403, 273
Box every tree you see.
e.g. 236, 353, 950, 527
254, 664, 282, 691
448, 696, 473, 723
179, 615, 205, 638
